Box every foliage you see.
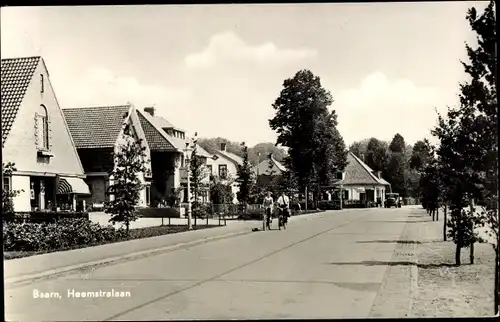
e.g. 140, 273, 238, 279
430, 1, 497, 266
236, 143, 255, 205
189, 141, 209, 210
197, 138, 288, 166
385, 134, 409, 197
409, 139, 433, 172
164, 187, 183, 208
2, 162, 23, 221
209, 174, 234, 204
3, 218, 128, 252
364, 138, 391, 172
269, 69, 348, 199
10, 211, 89, 224
105, 122, 149, 233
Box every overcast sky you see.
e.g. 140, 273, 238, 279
0, 2, 487, 147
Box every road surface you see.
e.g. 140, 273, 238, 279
5, 207, 419, 321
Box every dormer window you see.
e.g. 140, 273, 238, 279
40, 74, 44, 93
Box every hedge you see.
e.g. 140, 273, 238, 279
3, 218, 127, 252
10, 211, 89, 224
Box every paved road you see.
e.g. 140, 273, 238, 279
5, 207, 417, 321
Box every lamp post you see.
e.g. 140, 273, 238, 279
184, 142, 193, 230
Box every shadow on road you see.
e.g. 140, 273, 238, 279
367, 220, 430, 223
356, 240, 443, 244
327, 260, 461, 269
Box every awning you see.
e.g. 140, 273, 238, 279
57, 177, 91, 195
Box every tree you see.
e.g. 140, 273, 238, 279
269, 69, 348, 204
410, 139, 433, 172
386, 134, 409, 197
105, 122, 149, 233
2, 162, 23, 221
236, 143, 255, 208
364, 138, 391, 172
348, 139, 371, 159
189, 142, 209, 223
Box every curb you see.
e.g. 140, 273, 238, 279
5, 228, 255, 287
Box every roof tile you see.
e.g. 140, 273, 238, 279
137, 111, 176, 151
1, 56, 41, 145
62, 106, 130, 149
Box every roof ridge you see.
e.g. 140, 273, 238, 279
348, 151, 381, 185
64, 105, 130, 111
1, 56, 42, 61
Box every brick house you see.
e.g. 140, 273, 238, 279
63, 105, 213, 210
1, 56, 91, 212
62, 105, 152, 209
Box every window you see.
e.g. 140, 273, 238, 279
219, 164, 228, 179
145, 185, 151, 206
37, 105, 49, 150
3, 177, 11, 192
343, 190, 349, 201
40, 74, 44, 93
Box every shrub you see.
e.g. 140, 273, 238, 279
3, 218, 127, 252
11, 211, 89, 224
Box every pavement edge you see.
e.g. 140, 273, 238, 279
5, 228, 255, 287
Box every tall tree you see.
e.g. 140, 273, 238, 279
386, 134, 409, 197
348, 138, 371, 159
189, 141, 209, 222
236, 143, 255, 206
269, 69, 347, 201
409, 139, 433, 173
365, 138, 390, 172
105, 122, 149, 233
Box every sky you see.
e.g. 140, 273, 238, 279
0, 2, 488, 147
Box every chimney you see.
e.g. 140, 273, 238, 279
220, 142, 227, 151
144, 107, 155, 116
376, 171, 382, 179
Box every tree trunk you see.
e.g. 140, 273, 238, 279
443, 205, 447, 241
495, 245, 499, 314
470, 242, 475, 264
456, 244, 461, 265
436, 207, 439, 221
432, 208, 435, 221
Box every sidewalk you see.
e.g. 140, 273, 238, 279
4, 209, 330, 285
409, 207, 496, 317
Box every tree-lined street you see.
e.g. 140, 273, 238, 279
6, 206, 494, 321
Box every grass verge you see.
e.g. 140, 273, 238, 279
4, 224, 219, 261
411, 240, 495, 317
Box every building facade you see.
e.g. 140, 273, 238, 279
1, 56, 91, 212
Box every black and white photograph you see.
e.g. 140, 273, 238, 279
1, 2, 498, 320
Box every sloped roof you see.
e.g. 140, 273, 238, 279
63, 105, 130, 149
214, 149, 244, 166
136, 111, 177, 151
338, 151, 391, 186
253, 154, 287, 176
1, 56, 41, 145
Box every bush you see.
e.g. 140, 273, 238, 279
11, 211, 89, 224
3, 218, 127, 252
137, 207, 181, 218
317, 200, 341, 210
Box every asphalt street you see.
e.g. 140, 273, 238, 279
5, 207, 416, 321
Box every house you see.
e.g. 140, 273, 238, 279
140, 107, 213, 205
63, 105, 213, 211
252, 153, 287, 187
207, 143, 243, 203
62, 105, 153, 209
334, 151, 391, 204
1, 56, 90, 212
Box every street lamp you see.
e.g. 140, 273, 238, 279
184, 134, 197, 230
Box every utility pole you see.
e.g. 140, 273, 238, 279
184, 142, 193, 230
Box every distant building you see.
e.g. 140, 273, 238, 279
207, 142, 243, 203
335, 151, 391, 204
252, 153, 287, 188
1, 56, 90, 212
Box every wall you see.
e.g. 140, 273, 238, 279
11, 175, 31, 212
84, 176, 108, 205
2, 60, 85, 177
206, 154, 239, 203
